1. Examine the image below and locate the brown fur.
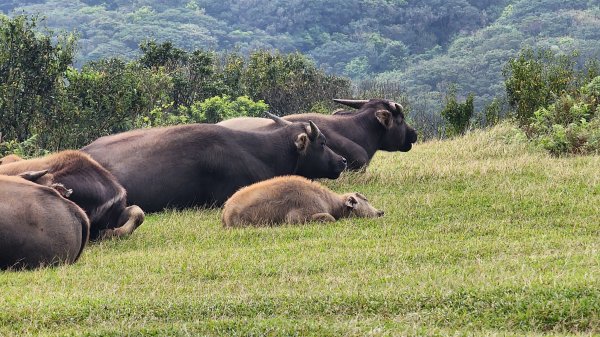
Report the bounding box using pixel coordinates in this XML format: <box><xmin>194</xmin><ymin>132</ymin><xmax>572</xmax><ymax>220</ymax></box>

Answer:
<box><xmin>0</xmin><ymin>175</ymin><xmax>90</xmax><ymax>269</ymax></box>
<box><xmin>222</xmin><ymin>175</ymin><xmax>383</xmax><ymax>227</ymax></box>
<box><xmin>0</xmin><ymin>154</ymin><xmax>23</xmax><ymax>165</ymax></box>
<box><xmin>0</xmin><ymin>150</ymin><xmax>144</xmax><ymax>240</ymax></box>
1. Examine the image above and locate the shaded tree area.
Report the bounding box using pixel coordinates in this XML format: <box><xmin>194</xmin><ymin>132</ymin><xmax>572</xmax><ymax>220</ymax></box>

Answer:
<box><xmin>0</xmin><ymin>16</ymin><xmax>350</xmax><ymax>154</ymax></box>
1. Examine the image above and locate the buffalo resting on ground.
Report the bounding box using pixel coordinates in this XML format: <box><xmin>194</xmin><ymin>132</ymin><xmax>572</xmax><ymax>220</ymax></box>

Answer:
<box><xmin>82</xmin><ymin>118</ymin><xmax>347</xmax><ymax>212</ymax></box>
<box><xmin>0</xmin><ymin>151</ymin><xmax>144</xmax><ymax>240</ymax></box>
<box><xmin>0</xmin><ymin>174</ymin><xmax>90</xmax><ymax>269</ymax></box>
<box><xmin>222</xmin><ymin>175</ymin><xmax>384</xmax><ymax>227</ymax></box>
<box><xmin>217</xmin><ymin>98</ymin><xmax>418</xmax><ymax>170</ymax></box>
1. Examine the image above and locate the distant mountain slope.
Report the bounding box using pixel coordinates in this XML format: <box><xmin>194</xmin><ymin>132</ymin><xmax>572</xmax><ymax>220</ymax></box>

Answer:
<box><xmin>2</xmin><ymin>0</ymin><xmax>599</xmax><ymax>110</ymax></box>
<box><xmin>2</xmin><ymin>0</ymin><xmax>507</xmax><ymax>71</ymax></box>
<box><xmin>378</xmin><ymin>0</ymin><xmax>600</xmax><ymax>109</ymax></box>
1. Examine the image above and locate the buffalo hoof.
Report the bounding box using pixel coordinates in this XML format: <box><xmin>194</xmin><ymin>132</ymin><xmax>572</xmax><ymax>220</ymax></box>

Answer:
<box><xmin>99</xmin><ymin>205</ymin><xmax>145</xmax><ymax>240</ymax></box>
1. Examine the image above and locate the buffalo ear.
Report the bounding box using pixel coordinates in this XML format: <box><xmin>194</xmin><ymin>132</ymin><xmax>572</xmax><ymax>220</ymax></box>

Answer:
<box><xmin>295</xmin><ymin>133</ymin><xmax>309</xmax><ymax>152</ymax></box>
<box><xmin>19</xmin><ymin>170</ymin><xmax>49</xmax><ymax>182</ymax></box>
<box><xmin>375</xmin><ymin>110</ymin><xmax>393</xmax><ymax>129</ymax></box>
<box><xmin>51</xmin><ymin>183</ymin><xmax>73</xmax><ymax>198</ymax></box>
<box><xmin>344</xmin><ymin>195</ymin><xmax>359</xmax><ymax>209</ymax></box>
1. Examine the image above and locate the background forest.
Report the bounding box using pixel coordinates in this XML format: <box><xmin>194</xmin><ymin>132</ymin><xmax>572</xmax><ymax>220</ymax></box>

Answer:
<box><xmin>3</xmin><ymin>0</ymin><xmax>599</xmax><ymax>108</ymax></box>
<box><xmin>1</xmin><ymin>0</ymin><xmax>599</xmax><ymax>154</ymax></box>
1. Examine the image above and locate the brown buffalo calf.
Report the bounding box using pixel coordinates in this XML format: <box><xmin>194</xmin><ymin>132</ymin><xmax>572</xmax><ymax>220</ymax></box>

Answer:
<box><xmin>222</xmin><ymin>175</ymin><xmax>384</xmax><ymax>227</ymax></box>
<box><xmin>0</xmin><ymin>150</ymin><xmax>144</xmax><ymax>240</ymax></box>
<box><xmin>0</xmin><ymin>175</ymin><xmax>90</xmax><ymax>269</ymax></box>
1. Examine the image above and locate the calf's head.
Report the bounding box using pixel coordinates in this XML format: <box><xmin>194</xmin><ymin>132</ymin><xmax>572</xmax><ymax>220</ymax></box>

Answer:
<box><xmin>343</xmin><ymin>192</ymin><xmax>384</xmax><ymax>218</ymax></box>
<box><xmin>268</xmin><ymin>113</ymin><xmax>346</xmax><ymax>179</ymax></box>
<box><xmin>334</xmin><ymin>98</ymin><xmax>418</xmax><ymax>152</ymax></box>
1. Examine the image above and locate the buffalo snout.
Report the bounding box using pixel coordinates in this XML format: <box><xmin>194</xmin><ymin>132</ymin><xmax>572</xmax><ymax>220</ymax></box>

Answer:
<box><xmin>331</xmin><ymin>154</ymin><xmax>347</xmax><ymax>178</ymax></box>
<box><xmin>399</xmin><ymin>128</ymin><xmax>418</xmax><ymax>152</ymax></box>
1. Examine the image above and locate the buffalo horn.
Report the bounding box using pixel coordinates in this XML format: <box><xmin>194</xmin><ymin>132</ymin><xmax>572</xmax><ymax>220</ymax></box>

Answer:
<box><xmin>393</xmin><ymin>102</ymin><xmax>404</xmax><ymax>115</ymax></box>
<box><xmin>308</xmin><ymin>120</ymin><xmax>320</xmax><ymax>140</ymax></box>
<box><xmin>265</xmin><ymin>111</ymin><xmax>292</xmax><ymax>126</ymax></box>
<box><xmin>333</xmin><ymin>98</ymin><xmax>369</xmax><ymax>109</ymax></box>
<box><xmin>19</xmin><ymin>169</ymin><xmax>49</xmax><ymax>182</ymax></box>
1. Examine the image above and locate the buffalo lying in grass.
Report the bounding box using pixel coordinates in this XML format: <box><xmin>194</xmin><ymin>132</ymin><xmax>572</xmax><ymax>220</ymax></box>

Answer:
<box><xmin>218</xmin><ymin>99</ymin><xmax>417</xmax><ymax>170</ymax></box>
<box><xmin>0</xmin><ymin>151</ymin><xmax>144</xmax><ymax>240</ymax></box>
<box><xmin>0</xmin><ymin>174</ymin><xmax>89</xmax><ymax>269</ymax></box>
<box><xmin>82</xmin><ymin>119</ymin><xmax>346</xmax><ymax>212</ymax></box>
<box><xmin>222</xmin><ymin>175</ymin><xmax>384</xmax><ymax>227</ymax></box>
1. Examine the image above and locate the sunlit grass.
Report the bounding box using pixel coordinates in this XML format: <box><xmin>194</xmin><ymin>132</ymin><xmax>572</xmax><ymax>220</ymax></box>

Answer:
<box><xmin>1</xmin><ymin>123</ymin><xmax>598</xmax><ymax>336</ymax></box>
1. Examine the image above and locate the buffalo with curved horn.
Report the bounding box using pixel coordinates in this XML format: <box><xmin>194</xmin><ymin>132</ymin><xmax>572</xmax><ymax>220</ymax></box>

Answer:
<box><xmin>218</xmin><ymin>98</ymin><xmax>417</xmax><ymax>170</ymax></box>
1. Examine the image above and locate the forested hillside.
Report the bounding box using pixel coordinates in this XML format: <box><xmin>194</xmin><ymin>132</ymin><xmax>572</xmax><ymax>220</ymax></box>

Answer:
<box><xmin>3</xmin><ymin>0</ymin><xmax>598</xmax><ymax>111</ymax></box>
<box><xmin>1</xmin><ymin>0</ymin><xmax>508</xmax><ymax>71</ymax></box>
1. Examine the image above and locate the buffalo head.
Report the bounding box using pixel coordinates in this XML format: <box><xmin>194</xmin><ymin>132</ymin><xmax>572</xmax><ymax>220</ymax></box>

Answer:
<box><xmin>333</xmin><ymin>98</ymin><xmax>418</xmax><ymax>152</ymax></box>
<box><xmin>266</xmin><ymin>113</ymin><xmax>347</xmax><ymax>179</ymax></box>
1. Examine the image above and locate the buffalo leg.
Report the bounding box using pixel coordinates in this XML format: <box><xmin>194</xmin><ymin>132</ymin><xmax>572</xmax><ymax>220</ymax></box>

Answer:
<box><xmin>310</xmin><ymin>213</ymin><xmax>336</xmax><ymax>222</ymax></box>
<box><xmin>99</xmin><ymin>205</ymin><xmax>145</xmax><ymax>239</ymax></box>
<box><xmin>285</xmin><ymin>209</ymin><xmax>306</xmax><ymax>224</ymax></box>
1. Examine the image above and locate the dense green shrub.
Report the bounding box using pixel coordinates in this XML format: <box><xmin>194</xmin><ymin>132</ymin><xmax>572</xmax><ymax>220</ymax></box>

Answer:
<box><xmin>0</xmin><ymin>15</ymin><xmax>75</xmax><ymax>149</ymax></box>
<box><xmin>529</xmin><ymin>76</ymin><xmax>600</xmax><ymax>155</ymax></box>
<box><xmin>135</xmin><ymin>95</ymin><xmax>269</xmax><ymax>127</ymax></box>
<box><xmin>502</xmin><ymin>46</ymin><xmax>600</xmax><ymax>156</ymax></box>
<box><xmin>503</xmin><ymin>48</ymin><xmax>579</xmax><ymax>127</ymax></box>
<box><xmin>242</xmin><ymin>50</ymin><xmax>351</xmax><ymax>116</ymax></box>
<box><xmin>196</xmin><ymin>95</ymin><xmax>269</xmax><ymax>123</ymax></box>
<box><xmin>0</xmin><ymin>134</ymin><xmax>48</xmax><ymax>158</ymax></box>
<box><xmin>481</xmin><ymin>97</ymin><xmax>505</xmax><ymax>127</ymax></box>
<box><xmin>440</xmin><ymin>88</ymin><xmax>474</xmax><ymax>137</ymax></box>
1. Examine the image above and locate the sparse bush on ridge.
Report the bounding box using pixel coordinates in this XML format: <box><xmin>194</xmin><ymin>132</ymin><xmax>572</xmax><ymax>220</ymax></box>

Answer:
<box><xmin>440</xmin><ymin>87</ymin><xmax>475</xmax><ymax>137</ymax></box>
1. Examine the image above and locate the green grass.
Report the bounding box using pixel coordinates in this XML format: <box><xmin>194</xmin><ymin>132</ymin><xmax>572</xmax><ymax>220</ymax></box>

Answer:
<box><xmin>1</xmin><ymin>124</ymin><xmax>599</xmax><ymax>336</ymax></box>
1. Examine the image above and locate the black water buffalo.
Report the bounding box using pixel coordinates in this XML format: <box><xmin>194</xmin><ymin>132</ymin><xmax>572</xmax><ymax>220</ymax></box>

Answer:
<box><xmin>0</xmin><ymin>151</ymin><xmax>144</xmax><ymax>240</ymax></box>
<box><xmin>218</xmin><ymin>98</ymin><xmax>418</xmax><ymax>170</ymax></box>
<box><xmin>82</xmin><ymin>119</ymin><xmax>347</xmax><ymax>212</ymax></box>
<box><xmin>0</xmin><ymin>174</ymin><xmax>90</xmax><ymax>269</ymax></box>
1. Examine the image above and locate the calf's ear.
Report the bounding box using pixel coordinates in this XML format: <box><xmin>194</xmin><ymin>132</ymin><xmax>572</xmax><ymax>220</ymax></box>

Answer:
<box><xmin>375</xmin><ymin>110</ymin><xmax>394</xmax><ymax>129</ymax></box>
<box><xmin>19</xmin><ymin>169</ymin><xmax>49</xmax><ymax>182</ymax></box>
<box><xmin>344</xmin><ymin>195</ymin><xmax>359</xmax><ymax>209</ymax></box>
<box><xmin>295</xmin><ymin>133</ymin><xmax>309</xmax><ymax>152</ymax></box>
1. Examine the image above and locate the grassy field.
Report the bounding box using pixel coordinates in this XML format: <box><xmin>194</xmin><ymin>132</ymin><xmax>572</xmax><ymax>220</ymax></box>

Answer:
<box><xmin>1</xmin><ymin>124</ymin><xmax>598</xmax><ymax>336</ymax></box>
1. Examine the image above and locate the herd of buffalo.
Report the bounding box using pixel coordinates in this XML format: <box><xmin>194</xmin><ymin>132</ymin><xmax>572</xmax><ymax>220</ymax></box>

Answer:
<box><xmin>0</xmin><ymin>98</ymin><xmax>417</xmax><ymax>269</ymax></box>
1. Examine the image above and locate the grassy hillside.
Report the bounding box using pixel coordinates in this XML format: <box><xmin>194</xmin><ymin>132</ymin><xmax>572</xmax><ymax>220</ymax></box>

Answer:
<box><xmin>1</xmin><ymin>124</ymin><xmax>599</xmax><ymax>336</ymax></box>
